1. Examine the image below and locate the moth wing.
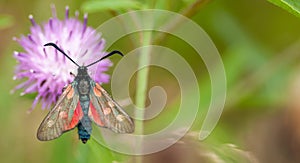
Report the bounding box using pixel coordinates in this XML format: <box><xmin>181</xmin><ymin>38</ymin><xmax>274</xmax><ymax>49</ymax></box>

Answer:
<box><xmin>89</xmin><ymin>83</ymin><xmax>134</xmax><ymax>133</ymax></box>
<box><xmin>37</xmin><ymin>84</ymin><xmax>83</xmax><ymax>141</ymax></box>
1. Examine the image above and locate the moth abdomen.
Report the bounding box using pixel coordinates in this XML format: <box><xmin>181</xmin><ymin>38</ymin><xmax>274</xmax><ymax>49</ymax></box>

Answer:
<box><xmin>77</xmin><ymin>122</ymin><xmax>91</xmax><ymax>144</ymax></box>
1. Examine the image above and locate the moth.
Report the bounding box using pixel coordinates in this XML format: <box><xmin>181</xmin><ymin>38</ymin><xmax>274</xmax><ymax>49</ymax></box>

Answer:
<box><xmin>37</xmin><ymin>43</ymin><xmax>134</xmax><ymax>144</ymax></box>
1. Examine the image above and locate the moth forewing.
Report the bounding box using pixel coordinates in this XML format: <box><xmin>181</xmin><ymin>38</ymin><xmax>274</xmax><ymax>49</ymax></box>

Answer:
<box><xmin>91</xmin><ymin>83</ymin><xmax>134</xmax><ymax>133</ymax></box>
<box><xmin>110</xmin><ymin>100</ymin><xmax>134</xmax><ymax>133</ymax></box>
<box><xmin>37</xmin><ymin>84</ymin><xmax>80</xmax><ymax>141</ymax></box>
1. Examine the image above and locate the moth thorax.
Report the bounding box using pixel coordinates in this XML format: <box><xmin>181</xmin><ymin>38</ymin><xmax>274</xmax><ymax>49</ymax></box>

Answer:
<box><xmin>78</xmin><ymin>79</ymin><xmax>90</xmax><ymax>95</ymax></box>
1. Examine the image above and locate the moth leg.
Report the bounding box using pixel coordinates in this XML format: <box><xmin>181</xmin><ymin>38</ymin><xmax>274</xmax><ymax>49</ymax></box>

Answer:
<box><xmin>62</xmin><ymin>85</ymin><xmax>68</xmax><ymax>92</ymax></box>
<box><xmin>70</xmin><ymin>72</ymin><xmax>76</xmax><ymax>78</ymax></box>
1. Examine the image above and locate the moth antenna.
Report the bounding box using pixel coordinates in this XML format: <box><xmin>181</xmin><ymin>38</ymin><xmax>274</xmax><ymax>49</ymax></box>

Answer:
<box><xmin>44</xmin><ymin>42</ymin><xmax>80</xmax><ymax>67</ymax></box>
<box><xmin>86</xmin><ymin>50</ymin><xmax>123</xmax><ymax>68</ymax></box>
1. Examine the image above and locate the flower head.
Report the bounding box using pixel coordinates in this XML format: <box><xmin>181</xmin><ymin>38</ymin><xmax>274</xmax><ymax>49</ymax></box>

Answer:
<box><xmin>13</xmin><ymin>5</ymin><xmax>112</xmax><ymax>110</ymax></box>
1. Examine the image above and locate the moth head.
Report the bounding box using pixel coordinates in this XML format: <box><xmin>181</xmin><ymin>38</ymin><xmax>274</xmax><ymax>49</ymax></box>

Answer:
<box><xmin>77</xmin><ymin>66</ymin><xmax>88</xmax><ymax>75</ymax></box>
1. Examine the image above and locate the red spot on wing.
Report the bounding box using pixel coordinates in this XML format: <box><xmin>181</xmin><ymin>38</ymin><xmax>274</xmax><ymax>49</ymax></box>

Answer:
<box><xmin>93</xmin><ymin>85</ymin><xmax>102</xmax><ymax>97</ymax></box>
<box><xmin>95</xmin><ymin>83</ymin><xmax>102</xmax><ymax>90</ymax></box>
<box><xmin>89</xmin><ymin>102</ymin><xmax>104</xmax><ymax>126</ymax></box>
<box><xmin>67</xmin><ymin>101</ymin><xmax>83</xmax><ymax>130</ymax></box>
<box><xmin>67</xmin><ymin>86</ymin><xmax>74</xmax><ymax>99</ymax></box>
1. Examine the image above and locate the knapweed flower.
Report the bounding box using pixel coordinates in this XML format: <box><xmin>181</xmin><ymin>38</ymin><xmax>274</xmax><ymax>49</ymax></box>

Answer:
<box><xmin>13</xmin><ymin>5</ymin><xmax>112</xmax><ymax>110</ymax></box>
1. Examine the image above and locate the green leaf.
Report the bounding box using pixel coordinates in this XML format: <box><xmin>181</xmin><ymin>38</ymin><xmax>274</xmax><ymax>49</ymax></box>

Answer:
<box><xmin>268</xmin><ymin>0</ymin><xmax>300</xmax><ymax>18</ymax></box>
<box><xmin>0</xmin><ymin>14</ymin><xmax>14</xmax><ymax>30</ymax></box>
<box><xmin>81</xmin><ymin>0</ymin><xmax>142</xmax><ymax>13</ymax></box>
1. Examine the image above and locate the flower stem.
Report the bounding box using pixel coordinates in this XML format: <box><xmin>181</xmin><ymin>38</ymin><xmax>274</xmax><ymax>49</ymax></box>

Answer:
<box><xmin>134</xmin><ymin>31</ymin><xmax>152</xmax><ymax>162</ymax></box>
<box><xmin>132</xmin><ymin>1</ymin><xmax>210</xmax><ymax>161</ymax></box>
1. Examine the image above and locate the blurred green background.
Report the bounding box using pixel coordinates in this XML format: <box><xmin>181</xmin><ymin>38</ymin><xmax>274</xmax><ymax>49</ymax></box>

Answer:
<box><xmin>1</xmin><ymin>0</ymin><xmax>300</xmax><ymax>162</ymax></box>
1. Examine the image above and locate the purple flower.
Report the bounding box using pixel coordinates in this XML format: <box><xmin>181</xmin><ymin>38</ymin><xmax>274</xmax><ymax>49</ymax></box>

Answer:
<box><xmin>13</xmin><ymin>5</ymin><xmax>112</xmax><ymax>111</ymax></box>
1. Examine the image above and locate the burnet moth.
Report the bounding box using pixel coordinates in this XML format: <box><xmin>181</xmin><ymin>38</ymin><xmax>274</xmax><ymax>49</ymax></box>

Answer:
<box><xmin>37</xmin><ymin>43</ymin><xmax>134</xmax><ymax>144</ymax></box>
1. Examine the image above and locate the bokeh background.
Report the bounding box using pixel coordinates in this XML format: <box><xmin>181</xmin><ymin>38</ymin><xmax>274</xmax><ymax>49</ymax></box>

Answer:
<box><xmin>1</xmin><ymin>0</ymin><xmax>300</xmax><ymax>163</ymax></box>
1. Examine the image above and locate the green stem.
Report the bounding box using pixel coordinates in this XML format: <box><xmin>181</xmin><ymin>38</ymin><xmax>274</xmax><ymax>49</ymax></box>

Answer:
<box><xmin>132</xmin><ymin>1</ymin><xmax>210</xmax><ymax>162</ymax></box>
<box><xmin>134</xmin><ymin>31</ymin><xmax>152</xmax><ymax>163</ymax></box>
<box><xmin>135</xmin><ymin>39</ymin><xmax>151</xmax><ymax>120</ymax></box>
